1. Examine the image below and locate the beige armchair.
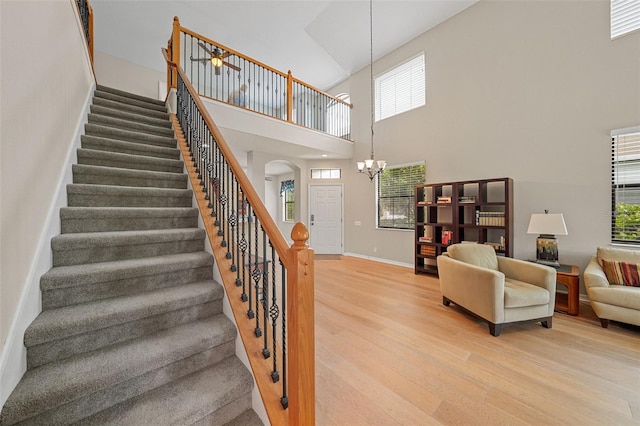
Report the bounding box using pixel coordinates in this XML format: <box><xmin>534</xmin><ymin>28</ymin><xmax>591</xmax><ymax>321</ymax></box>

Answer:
<box><xmin>437</xmin><ymin>243</ymin><xmax>557</xmax><ymax>336</ymax></box>
<box><xmin>583</xmin><ymin>246</ymin><xmax>640</xmax><ymax>328</ymax></box>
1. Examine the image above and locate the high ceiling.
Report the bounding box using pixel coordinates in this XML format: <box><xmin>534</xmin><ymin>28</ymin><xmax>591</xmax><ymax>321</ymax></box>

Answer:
<box><xmin>92</xmin><ymin>0</ymin><xmax>478</xmax><ymax>91</ymax></box>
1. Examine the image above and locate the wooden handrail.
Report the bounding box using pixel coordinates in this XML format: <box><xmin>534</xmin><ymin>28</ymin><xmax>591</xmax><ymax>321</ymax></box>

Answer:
<box><xmin>88</xmin><ymin>4</ymin><xmax>94</xmax><ymax>65</ymax></box>
<box><xmin>163</xmin><ymin>46</ymin><xmax>315</xmax><ymax>425</ymax></box>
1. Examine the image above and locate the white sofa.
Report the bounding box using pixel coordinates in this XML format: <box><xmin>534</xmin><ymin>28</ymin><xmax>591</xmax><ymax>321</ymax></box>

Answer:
<box><xmin>583</xmin><ymin>246</ymin><xmax>640</xmax><ymax>328</ymax></box>
<box><xmin>437</xmin><ymin>243</ymin><xmax>557</xmax><ymax>336</ymax></box>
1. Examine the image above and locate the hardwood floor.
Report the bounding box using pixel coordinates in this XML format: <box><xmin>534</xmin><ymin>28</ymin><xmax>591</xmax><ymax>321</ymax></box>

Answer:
<box><xmin>314</xmin><ymin>256</ymin><xmax>640</xmax><ymax>426</ymax></box>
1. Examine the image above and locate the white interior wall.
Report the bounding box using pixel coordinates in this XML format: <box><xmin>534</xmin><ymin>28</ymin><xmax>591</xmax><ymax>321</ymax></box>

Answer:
<box><xmin>341</xmin><ymin>0</ymin><xmax>640</xmax><ymax>292</ymax></box>
<box><xmin>94</xmin><ymin>51</ymin><xmax>166</xmax><ymax>99</ymax></box>
<box><xmin>0</xmin><ymin>0</ymin><xmax>95</xmax><ymax>404</ymax></box>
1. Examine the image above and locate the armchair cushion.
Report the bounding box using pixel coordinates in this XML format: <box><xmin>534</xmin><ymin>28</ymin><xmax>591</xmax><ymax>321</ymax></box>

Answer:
<box><xmin>447</xmin><ymin>243</ymin><xmax>498</xmax><ymax>271</ymax></box>
<box><xmin>600</xmin><ymin>259</ymin><xmax>640</xmax><ymax>287</ymax></box>
<box><xmin>504</xmin><ymin>278</ymin><xmax>551</xmax><ymax>308</ymax></box>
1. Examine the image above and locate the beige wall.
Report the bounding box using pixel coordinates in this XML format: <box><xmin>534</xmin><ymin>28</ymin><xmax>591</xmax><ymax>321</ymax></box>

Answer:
<box><xmin>0</xmin><ymin>0</ymin><xmax>94</xmax><ymax>399</ymax></box>
<box><xmin>342</xmin><ymin>0</ymin><xmax>640</xmax><ymax>281</ymax></box>
<box><xmin>95</xmin><ymin>51</ymin><xmax>166</xmax><ymax>99</ymax></box>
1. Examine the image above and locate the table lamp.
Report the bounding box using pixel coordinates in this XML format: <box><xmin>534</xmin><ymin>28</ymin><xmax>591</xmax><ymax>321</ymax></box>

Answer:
<box><xmin>527</xmin><ymin>210</ymin><xmax>568</xmax><ymax>268</ymax></box>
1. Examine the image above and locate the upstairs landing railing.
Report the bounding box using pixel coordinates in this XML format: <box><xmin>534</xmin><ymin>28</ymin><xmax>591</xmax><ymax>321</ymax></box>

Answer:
<box><xmin>167</xmin><ymin>16</ymin><xmax>352</xmax><ymax>140</ymax></box>
<box><xmin>75</xmin><ymin>0</ymin><xmax>94</xmax><ymax>66</ymax></box>
<box><xmin>163</xmin><ymin>47</ymin><xmax>315</xmax><ymax>426</ymax></box>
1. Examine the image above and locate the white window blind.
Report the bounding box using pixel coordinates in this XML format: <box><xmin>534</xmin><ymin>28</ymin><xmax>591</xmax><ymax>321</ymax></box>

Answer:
<box><xmin>377</xmin><ymin>162</ymin><xmax>426</xmax><ymax>229</ymax></box>
<box><xmin>611</xmin><ymin>129</ymin><xmax>640</xmax><ymax>243</ymax></box>
<box><xmin>375</xmin><ymin>54</ymin><xmax>425</xmax><ymax>122</ymax></box>
<box><xmin>611</xmin><ymin>0</ymin><xmax>640</xmax><ymax>39</ymax></box>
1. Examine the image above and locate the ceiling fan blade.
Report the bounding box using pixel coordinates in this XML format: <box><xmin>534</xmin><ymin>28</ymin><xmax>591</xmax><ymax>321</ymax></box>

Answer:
<box><xmin>190</xmin><ymin>57</ymin><xmax>209</xmax><ymax>63</ymax></box>
<box><xmin>221</xmin><ymin>51</ymin><xmax>232</xmax><ymax>59</ymax></box>
<box><xmin>224</xmin><ymin>61</ymin><xmax>241</xmax><ymax>72</ymax></box>
<box><xmin>198</xmin><ymin>42</ymin><xmax>215</xmax><ymax>56</ymax></box>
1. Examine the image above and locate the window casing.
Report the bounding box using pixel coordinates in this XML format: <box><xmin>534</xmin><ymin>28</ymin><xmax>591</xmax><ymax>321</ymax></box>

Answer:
<box><xmin>375</xmin><ymin>54</ymin><xmax>425</xmax><ymax>122</ymax></box>
<box><xmin>611</xmin><ymin>128</ymin><xmax>640</xmax><ymax>243</ymax></box>
<box><xmin>611</xmin><ymin>0</ymin><xmax>640</xmax><ymax>39</ymax></box>
<box><xmin>377</xmin><ymin>162</ymin><xmax>426</xmax><ymax>230</ymax></box>
<box><xmin>311</xmin><ymin>168</ymin><xmax>341</xmax><ymax>179</ymax></box>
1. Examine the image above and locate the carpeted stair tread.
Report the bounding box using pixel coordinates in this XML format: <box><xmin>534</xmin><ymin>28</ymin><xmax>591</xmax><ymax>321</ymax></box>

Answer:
<box><xmin>96</xmin><ymin>84</ymin><xmax>166</xmax><ymax>107</ymax></box>
<box><xmin>25</xmin><ymin>280</ymin><xmax>222</xmax><ymax>347</ymax></box>
<box><xmin>90</xmin><ymin>104</ymin><xmax>172</xmax><ymax>129</ymax></box>
<box><xmin>67</xmin><ymin>183</ymin><xmax>192</xmax><ymax>208</ymax></box>
<box><xmin>40</xmin><ymin>252</ymin><xmax>214</xmax><ymax>309</ymax></box>
<box><xmin>94</xmin><ymin>90</ymin><xmax>167</xmax><ymax>112</ymax></box>
<box><xmin>92</xmin><ymin>96</ymin><xmax>170</xmax><ymax>120</ymax></box>
<box><xmin>223</xmin><ymin>409</ymin><xmax>265</xmax><ymax>426</ymax></box>
<box><xmin>52</xmin><ymin>228</ymin><xmax>206</xmax><ymax>266</ymax></box>
<box><xmin>77</xmin><ymin>148</ymin><xmax>184</xmax><ymax>173</ymax></box>
<box><xmin>0</xmin><ymin>316</ymin><xmax>237</xmax><ymax>425</ymax></box>
<box><xmin>77</xmin><ymin>357</ymin><xmax>254</xmax><ymax>426</ymax></box>
<box><xmin>88</xmin><ymin>113</ymin><xmax>175</xmax><ymax>138</ymax></box>
<box><xmin>60</xmin><ymin>207</ymin><xmax>198</xmax><ymax>233</ymax></box>
<box><xmin>85</xmin><ymin>123</ymin><xmax>176</xmax><ymax>148</ymax></box>
<box><xmin>81</xmin><ymin>134</ymin><xmax>180</xmax><ymax>160</ymax></box>
<box><xmin>72</xmin><ymin>164</ymin><xmax>187</xmax><ymax>189</ymax></box>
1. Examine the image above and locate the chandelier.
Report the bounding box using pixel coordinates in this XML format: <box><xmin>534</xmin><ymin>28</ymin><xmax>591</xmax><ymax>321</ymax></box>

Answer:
<box><xmin>357</xmin><ymin>0</ymin><xmax>386</xmax><ymax>181</ymax></box>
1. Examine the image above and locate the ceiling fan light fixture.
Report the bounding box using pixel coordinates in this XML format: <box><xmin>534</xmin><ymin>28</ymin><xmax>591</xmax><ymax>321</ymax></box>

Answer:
<box><xmin>211</xmin><ymin>47</ymin><xmax>223</xmax><ymax>68</ymax></box>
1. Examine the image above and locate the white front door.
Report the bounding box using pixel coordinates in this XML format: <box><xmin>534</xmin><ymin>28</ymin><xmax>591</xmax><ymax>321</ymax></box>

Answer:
<box><xmin>309</xmin><ymin>184</ymin><xmax>343</xmax><ymax>254</ymax></box>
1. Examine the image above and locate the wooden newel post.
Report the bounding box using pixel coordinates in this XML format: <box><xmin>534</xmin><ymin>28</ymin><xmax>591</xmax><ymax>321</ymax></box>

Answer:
<box><xmin>287</xmin><ymin>222</ymin><xmax>315</xmax><ymax>425</ymax></box>
<box><xmin>171</xmin><ymin>16</ymin><xmax>181</xmax><ymax>90</ymax></box>
<box><xmin>286</xmin><ymin>70</ymin><xmax>293</xmax><ymax>123</ymax></box>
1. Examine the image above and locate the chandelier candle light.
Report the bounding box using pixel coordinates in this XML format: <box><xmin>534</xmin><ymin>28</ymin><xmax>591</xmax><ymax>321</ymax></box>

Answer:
<box><xmin>357</xmin><ymin>0</ymin><xmax>386</xmax><ymax>181</ymax></box>
<box><xmin>527</xmin><ymin>210</ymin><xmax>568</xmax><ymax>268</ymax></box>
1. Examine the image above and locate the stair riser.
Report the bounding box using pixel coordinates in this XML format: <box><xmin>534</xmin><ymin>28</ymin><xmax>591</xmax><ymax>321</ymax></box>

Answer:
<box><xmin>88</xmin><ymin>114</ymin><xmax>175</xmax><ymax>138</ymax></box>
<box><xmin>192</xmin><ymin>394</ymin><xmax>253</xmax><ymax>426</ymax></box>
<box><xmin>85</xmin><ymin>124</ymin><xmax>177</xmax><ymax>149</ymax></box>
<box><xmin>67</xmin><ymin>192</ymin><xmax>192</xmax><ymax>208</ymax></box>
<box><xmin>28</xmin><ymin>300</ymin><xmax>222</xmax><ymax>368</ymax></box>
<box><xmin>53</xmin><ymin>236</ymin><xmax>205</xmax><ymax>267</ymax></box>
<box><xmin>96</xmin><ymin>85</ymin><xmax>166</xmax><ymax>107</ymax></box>
<box><xmin>72</xmin><ymin>169</ymin><xmax>187</xmax><ymax>190</ymax></box>
<box><xmin>92</xmin><ymin>97</ymin><xmax>169</xmax><ymax>120</ymax></box>
<box><xmin>94</xmin><ymin>91</ymin><xmax>167</xmax><ymax>113</ymax></box>
<box><xmin>90</xmin><ymin>105</ymin><xmax>172</xmax><ymax>129</ymax></box>
<box><xmin>81</xmin><ymin>136</ymin><xmax>180</xmax><ymax>160</ymax></box>
<box><xmin>19</xmin><ymin>343</ymin><xmax>236</xmax><ymax>426</ymax></box>
<box><xmin>77</xmin><ymin>152</ymin><xmax>184</xmax><ymax>174</ymax></box>
<box><xmin>42</xmin><ymin>265</ymin><xmax>213</xmax><ymax>309</ymax></box>
<box><xmin>61</xmin><ymin>213</ymin><xmax>198</xmax><ymax>233</ymax></box>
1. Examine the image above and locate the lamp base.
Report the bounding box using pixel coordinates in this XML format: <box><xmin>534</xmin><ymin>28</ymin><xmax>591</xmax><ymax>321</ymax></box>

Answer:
<box><xmin>536</xmin><ymin>235</ymin><xmax>559</xmax><ymax>267</ymax></box>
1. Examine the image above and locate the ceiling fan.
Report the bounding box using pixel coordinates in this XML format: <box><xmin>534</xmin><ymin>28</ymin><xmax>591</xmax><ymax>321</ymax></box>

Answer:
<box><xmin>190</xmin><ymin>42</ymin><xmax>241</xmax><ymax>75</ymax></box>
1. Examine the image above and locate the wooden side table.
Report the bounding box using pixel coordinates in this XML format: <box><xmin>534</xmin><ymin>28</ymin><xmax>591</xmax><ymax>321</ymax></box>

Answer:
<box><xmin>555</xmin><ymin>264</ymin><xmax>580</xmax><ymax>315</ymax></box>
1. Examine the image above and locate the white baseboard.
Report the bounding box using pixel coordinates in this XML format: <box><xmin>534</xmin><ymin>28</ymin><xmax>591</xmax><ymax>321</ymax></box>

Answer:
<box><xmin>342</xmin><ymin>252</ymin><xmax>414</xmax><ymax>269</ymax></box>
<box><xmin>0</xmin><ymin>84</ymin><xmax>95</xmax><ymax>407</ymax></box>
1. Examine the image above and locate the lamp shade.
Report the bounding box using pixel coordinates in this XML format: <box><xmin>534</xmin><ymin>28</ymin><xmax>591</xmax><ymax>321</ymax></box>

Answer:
<box><xmin>527</xmin><ymin>213</ymin><xmax>568</xmax><ymax>236</ymax></box>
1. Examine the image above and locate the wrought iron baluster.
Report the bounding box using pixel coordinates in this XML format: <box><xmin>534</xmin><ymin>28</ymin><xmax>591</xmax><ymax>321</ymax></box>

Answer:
<box><xmin>269</xmin><ymin>243</ymin><xmax>279</xmax><ymax>382</ymax></box>
<box><xmin>261</xmin><ymin>226</ymin><xmax>270</xmax><ymax>359</ymax></box>
<box><xmin>219</xmin><ymin>157</ymin><xmax>227</xmax><ymax>246</ymax></box>
<box><xmin>228</xmin><ymin>175</ymin><xmax>236</xmax><ymax>264</ymax></box>
<box><xmin>252</xmin><ymin>210</ymin><xmax>261</xmax><ymax>335</ymax></box>
<box><xmin>246</xmin><ymin>203</ymin><xmax>254</xmax><ymax>314</ymax></box>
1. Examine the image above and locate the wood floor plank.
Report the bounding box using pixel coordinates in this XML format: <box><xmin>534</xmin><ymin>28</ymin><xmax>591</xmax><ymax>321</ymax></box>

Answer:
<box><xmin>314</xmin><ymin>256</ymin><xmax>640</xmax><ymax>425</ymax></box>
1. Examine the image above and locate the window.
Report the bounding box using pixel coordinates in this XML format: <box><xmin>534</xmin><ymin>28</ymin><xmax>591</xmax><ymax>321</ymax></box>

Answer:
<box><xmin>281</xmin><ymin>179</ymin><xmax>295</xmax><ymax>222</ymax></box>
<box><xmin>611</xmin><ymin>0</ymin><xmax>640</xmax><ymax>39</ymax></box>
<box><xmin>377</xmin><ymin>162</ymin><xmax>426</xmax><ymax>230</ymax></box>
<box><xmin>375</xmin><ymin>54</ymin><xmax>425</xmax><ymax>122</ymax></box>
<box><xmin>311</xmin><ymin>168</ymin><xmax>341</xmax><ymax>179</ymax></box>
<box><xmin>611</xmin><ymin>128</ymin><xmax>640</xmax><ymax>243</ymax></box>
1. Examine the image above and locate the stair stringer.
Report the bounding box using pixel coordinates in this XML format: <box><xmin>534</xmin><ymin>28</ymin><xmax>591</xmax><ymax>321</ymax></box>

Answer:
<box><xmin>0</xmin><ymin>83</ymin><xmax>96</xmax><ymax>408</ymax></box>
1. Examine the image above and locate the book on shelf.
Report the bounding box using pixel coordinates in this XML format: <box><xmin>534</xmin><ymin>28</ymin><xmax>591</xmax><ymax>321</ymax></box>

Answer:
<box><xmin>419</xmin><ymin>236</ymin><xmax>433</xmax><ymax>242</ymax></box>
<box><xmin>476</xmin><ymin>211</ymin><xmax>505</xmax><ymax>226</ymax></box>
<box><xmin>441</xmin><ymin>230</ymin><xmax>453</xmax><ymax>245</ymax></box>
<box><xmin>420</xmin><ymin>245</ymin><xmax>436</xmax><ymax>256</ymax></box>
<box><xmin>436</xmin><ymin>196</ymin><xmax>452</xmax><ymax>204</ymax></box>
<box><xmin>458</xmin><ymin>196</ymin><xmax>476</xmax><ymax>203</ymax></box>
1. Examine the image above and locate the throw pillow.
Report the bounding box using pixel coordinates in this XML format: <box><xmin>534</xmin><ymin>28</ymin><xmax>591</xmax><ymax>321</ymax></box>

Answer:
<box><xmin>599</xmin><ymin>259</ymin><xmax>640</xmax><ymax>287</ymax></box>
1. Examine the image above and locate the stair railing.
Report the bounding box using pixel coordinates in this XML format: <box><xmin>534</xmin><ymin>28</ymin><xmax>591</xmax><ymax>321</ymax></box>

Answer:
<box><xmin>75</xmin><ymin>0</ymin><xmax>94</xmax><ymax>66</ymax></box>
<box><xmin>167</xmin><ymin>16</ymin><xmax>352</xmax><ymax>140</ymax></box>
<box><xmin>163</xmin><ymin>48</ymin><xmax>315</xmax><ymax>426</ymax></box>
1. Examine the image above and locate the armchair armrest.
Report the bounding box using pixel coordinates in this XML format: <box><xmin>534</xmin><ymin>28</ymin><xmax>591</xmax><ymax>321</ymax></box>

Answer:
<box><xmin>497</xmin><ymin>257</ymin><xmax>556</xmax><ymax>293</ymax></box>
<box><xmin>584</xmin><ymin>255</ymin><xmax>610</xmax><ymax>290</ymax></box>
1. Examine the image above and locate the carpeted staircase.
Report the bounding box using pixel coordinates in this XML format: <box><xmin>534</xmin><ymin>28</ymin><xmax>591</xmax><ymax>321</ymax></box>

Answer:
<box><xmin>0</xmin><ymin>86</ymin><xmax>263</xmax><ymax>425</ymax></box>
